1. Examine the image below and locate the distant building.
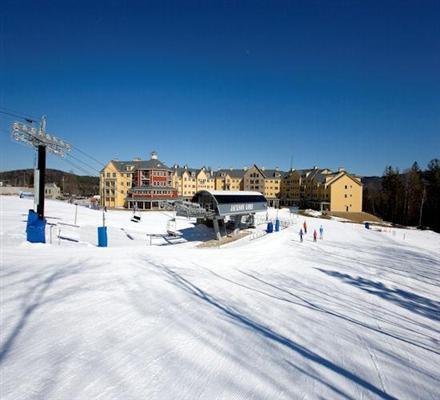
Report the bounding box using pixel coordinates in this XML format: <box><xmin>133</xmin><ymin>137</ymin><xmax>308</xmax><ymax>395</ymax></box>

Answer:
<box><xmin>0</xmin><ymin>186</ymin><xmax>31</xmax><ymax>196</ymax></box>
<box><xmin>172</xmin><ymin>166</ymin><xmax>216</xmax><ymax>199</ymax></box>
<box><xmin>100</xmin><ymin>151</ymin><xmax>177</xmax><ymax>210</ymax></box>
<box><xmin>44</xmin><ymin>183</ymin><xmax>61</xmax><ymax>199</ymax></box>
<box><xmin>99</xmin><ymin>152</ymin><xmax>363</xmax><ymax>212</ymax></box>
<box><xmin>214</xmin><ymin>168</ymin><xmax>245</xmax><ymax>192</ymax></box>
<box><xmin>280</xmin><ymin>167</ymin><xmax>363</xmax><ymax>212</ymax></box>
<box><xmin>242</xmin><ymin>165</ymin><xmax>285</xmax><ymax>207</ymax></box>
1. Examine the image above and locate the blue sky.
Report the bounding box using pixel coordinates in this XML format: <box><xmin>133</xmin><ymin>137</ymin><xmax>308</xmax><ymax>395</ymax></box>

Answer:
<box><xmin>0</xmin><ymin>0</ymin><xmax>439</xmax><ymax>176</ymax></box>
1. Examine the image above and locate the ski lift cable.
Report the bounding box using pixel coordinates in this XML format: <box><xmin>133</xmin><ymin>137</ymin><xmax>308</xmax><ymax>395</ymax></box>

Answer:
<box><xmin>0</xmin><ymin>108</ymin><xmax>38</xmax><ymax>122</ymax></box>
<box><xmin>66</xmin><ymin>152</ymin><xmax>101</xmax><ymax>174</ymax></box>
<box><xmin>70</xmin><ymin>145</ymin><xmax>106</xmax><ymax>168</ymax></box>
<box><xmin>0</xmin><ymin>107</ymin><xmax>105</xmax><ymax>168</ymax></box>
<box><xmin>60</xmin><ymin>156</ymin><xmax>95</xmax><ymax>176</ymax></box>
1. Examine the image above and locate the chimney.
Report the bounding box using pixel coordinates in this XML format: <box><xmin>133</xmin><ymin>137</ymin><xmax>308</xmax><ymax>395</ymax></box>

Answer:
<box><xmin>151</xmin><ymin>151</ymin><xmax>158</xmax><ymax>160</ymax></box>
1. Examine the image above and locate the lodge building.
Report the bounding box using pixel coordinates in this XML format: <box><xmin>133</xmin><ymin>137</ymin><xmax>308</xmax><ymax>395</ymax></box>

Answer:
<box><xmin>100</xmin><ymin>152</ymin><xmax>177</xmax><ymax>210</ymax></box>
<box><xmin>100</xmin><ymin>152</ymin><xmax>363</xmax><ymax>212</ymax></box>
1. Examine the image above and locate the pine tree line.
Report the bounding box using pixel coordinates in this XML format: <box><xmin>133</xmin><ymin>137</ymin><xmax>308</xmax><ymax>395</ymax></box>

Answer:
<box><xmin>363</xmin><ymin>159</ymin><xmax>440</xmax><ymax>232</ymax></box>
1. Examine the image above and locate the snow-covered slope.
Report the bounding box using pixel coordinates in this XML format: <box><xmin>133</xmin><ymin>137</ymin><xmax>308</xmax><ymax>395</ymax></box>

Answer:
<box><xmin>1</xmin><ymin>196</ymin><xmax>439</xmax><ymax>399</ymax></box>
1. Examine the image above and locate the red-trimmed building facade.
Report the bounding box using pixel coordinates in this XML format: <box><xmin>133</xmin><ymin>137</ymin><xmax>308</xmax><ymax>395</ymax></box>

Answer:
<box><xmin>126</xmin><ymin>151</ymin><xmax>177</xmax><ymax>210</ymax></box>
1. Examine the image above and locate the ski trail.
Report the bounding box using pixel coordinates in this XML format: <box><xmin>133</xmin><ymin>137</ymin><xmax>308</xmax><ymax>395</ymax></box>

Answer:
<box><xmin>357</xmin><ymin>333</ymin><xmax>387</xmax><ymax>396</ymax></box>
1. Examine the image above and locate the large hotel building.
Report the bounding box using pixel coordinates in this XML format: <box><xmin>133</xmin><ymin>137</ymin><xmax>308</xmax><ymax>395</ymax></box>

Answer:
<box><xmin>100</xmin><ymin>151</ymin><xmax>363</xmax><ymax>212</ymax></box>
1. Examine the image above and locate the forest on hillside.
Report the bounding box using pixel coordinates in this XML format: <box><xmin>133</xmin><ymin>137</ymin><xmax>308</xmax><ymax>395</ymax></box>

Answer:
<box><xmin>0</xmin><ymin>169</ymin><xmax>99</xmax><ymax>196</ymax></box>
<box><xmin>363</xmin><ymin>159</ymin><xmax>440</xmax><ymax>232</ymax></box>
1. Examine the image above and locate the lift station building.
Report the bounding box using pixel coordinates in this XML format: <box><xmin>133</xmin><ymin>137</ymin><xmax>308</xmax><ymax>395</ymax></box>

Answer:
<box><xmin>175</xmin><ymin>190</ymin><xmax>267</xmax><ymax>240</ymax></box>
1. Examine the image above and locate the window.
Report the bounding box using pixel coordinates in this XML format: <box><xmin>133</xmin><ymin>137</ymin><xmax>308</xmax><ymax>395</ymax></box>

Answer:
<box><xmin>113</xmin><ymin>173</ymin><xmax>116</xmax><ymax>178</ymax></box>
<box><xmin>344</xmin><ymin>194</ymin><xmax>347</xmax><ymax>198</ymax></box>
<box><xmin>345</xmin><ymin>185</ymin><xmax>347</xmax><ymax>189</ymax></box>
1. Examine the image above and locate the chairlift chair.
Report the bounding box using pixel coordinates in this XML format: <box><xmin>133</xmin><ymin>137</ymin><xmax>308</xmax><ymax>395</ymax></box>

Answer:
<box><xmin>131</xmin><ymin>206</ymin><xmax>141</xmax><ymax>223</ymax></box>
<box><xmin>166</xmin><ymin>217</ymin><xmax>178</xmax><ymax>236</ymax></box>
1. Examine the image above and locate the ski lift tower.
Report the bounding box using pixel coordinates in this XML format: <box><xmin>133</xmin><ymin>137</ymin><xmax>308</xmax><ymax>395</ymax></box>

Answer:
<box><xmin>11</xmin><ymin>116</ymin><xmax>71</xmax><ymax>241</ymax></box>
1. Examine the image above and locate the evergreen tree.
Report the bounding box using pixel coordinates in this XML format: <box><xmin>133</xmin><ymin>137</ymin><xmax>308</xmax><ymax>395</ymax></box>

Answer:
<box><xmin>424</xmin><ymin>159</ymin><xmax>440</xmax><ymax>231</ymax></box>
<box><xmin>403</xmin><ymin>162</ymin><xmax>423</xmax><ymax>225</ymax></box>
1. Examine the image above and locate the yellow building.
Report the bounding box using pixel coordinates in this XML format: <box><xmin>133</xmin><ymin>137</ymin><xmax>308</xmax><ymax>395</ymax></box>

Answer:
<box><xmin>172</xmin><ymin>166</ymin><xmax>215</xmax><ymax>199</ymax></box>
<box><xmin>101</xmin><ymin>156</ymin><xmax>363</xmax><ymax>213</ymax></box>
<box><xmin>280</xmin><ymin>167</ymin><xmax>363</xmax><ymax>212</ymax></box>
<box><xmin>214</xmin><ymin>169</ymin><xmax>245</xmax><ymax>191</ymax></box>
<box><xmin>100</xmin><ymin>160</ymin><xmax>135</xmax><ymax>208</ymax></box>
<box><xmin>323</xmin><ymin>170</ymin><xmax>362</xmax><ymax>212</ymax></box>
<box><xmin>242</xmin><ymin>165</ymin><xmax>284</xmax><ymax>207</ymax></box>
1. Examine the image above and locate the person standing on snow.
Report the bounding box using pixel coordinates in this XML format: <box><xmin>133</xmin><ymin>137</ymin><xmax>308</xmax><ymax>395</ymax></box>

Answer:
<box><xmin>319</xmin><ymin>225</ymin><xmax>324</xmax><ymax>240</ymax></box>
<box><xmin>303</xmin><ymin>221</ymin><xmax>307</xmax><ymax>234</ymax></box>
<box><xmin>299</xmin><ymin>228</ymin><xmax>304</xmax><ymax>243</ymax></box>
<box><xmin>313</xmin><ymin>229</ymin><xmax>317</xmax><ymax>242</ymax></box>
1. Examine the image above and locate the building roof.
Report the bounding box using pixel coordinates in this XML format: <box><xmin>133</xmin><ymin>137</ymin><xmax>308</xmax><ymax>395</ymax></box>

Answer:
<box><xmin>111</xmin><ymin>158</ymin><xmax>171</xmax><ymax>172</ymax></box>
<box><xmin>324</xmin><ymin>171</ymin><xmax>363</xmax><ymax>187</ymax></box>
<box><xmin>214</xmin><ymin>169</ymin><xmax>246</xmax><ymax>179</ymax></box>
<box><xmin>173</xmin><ymin>166</ymin><xmax>215</xmax><ymax>177</ymax></box>
<box><xmin>261</xmin><ymin>169</ymin><xmax>287</xmax><ymax>179</ymax></box>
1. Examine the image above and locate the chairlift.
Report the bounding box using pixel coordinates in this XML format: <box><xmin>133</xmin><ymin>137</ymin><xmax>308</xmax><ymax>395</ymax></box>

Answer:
<box><xmin>131</xmin><ymin>206</ymin><xmax>141</xmax><ymax>223</ymax></box>
<box><xmin>166</xmin><ymin>217</ymin><xmax>179</xmax><ymax>236</ymax></box>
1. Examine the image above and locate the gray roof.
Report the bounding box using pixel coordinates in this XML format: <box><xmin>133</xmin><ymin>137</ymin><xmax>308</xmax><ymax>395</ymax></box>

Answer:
<box><xmin>173</xmin><ymin>166</ymin><xmax>198</xmax><ymax>175</ymax></box>
<box><xmin>261</xmin><ymin>169</ymin><xmax>287</xmax><ymax>179</ymax></box>
<box><xmin>214</xmin><ymin>169</ymin><xmax>246</xmax><ymax>179</ymax></box>
<box><xmin>112</xmin><ymin>158</ymin><xmax>171</xmax><ymax>171</ymax></box>
<box><xmin>173</xmin><ymin>166</ymin><xmax>215</xmax><ymax>177</ymax></box>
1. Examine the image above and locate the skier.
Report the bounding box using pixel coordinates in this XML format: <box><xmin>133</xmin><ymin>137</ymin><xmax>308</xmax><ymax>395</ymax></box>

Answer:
<box><xmin>303</xmin><ymin>221</ymin><xmax>307</xmax><ymax>234</ymax></box>
<box><xmin>299</xmin><ymin>228</ymin><xmax>304</xmax><ymax>243</ymax></box>
<box><xmin>319</xmin><ymin>225</ymin><xmax>324</xmax><ymax>240</ymax></box>
<box><xmin>313</xmin><ymin>229</ymin><xmax>317</xmax><ymax>242</ymax></box>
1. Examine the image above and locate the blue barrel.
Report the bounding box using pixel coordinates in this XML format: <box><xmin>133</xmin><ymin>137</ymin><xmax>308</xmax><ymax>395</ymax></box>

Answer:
<box><xmin>26</xmin><ymin>209</ymin><xmax>39</xmax><ymax>229</ymax></box>
<box><xmin>267</xmin><ymin>222</ymin><xmax>273</xmax><ymax>233</ymax></box>
<box><xmin>26</xmin><ymin>210</ymin><xmax>46</xmax><ymax>243</ymax></box>
<box><xmin>98</xmin><ymin>226</ymin><xmax>108</xmax><ymax>247</ymax></box>
<box><xmin>275</xmin><ymin>219</ymin><xmax>280</xmax><ymax>232</ymax></box>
